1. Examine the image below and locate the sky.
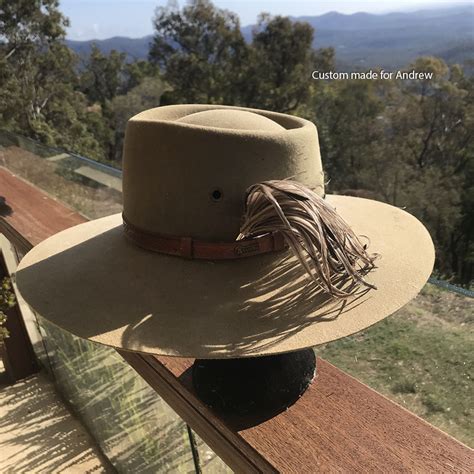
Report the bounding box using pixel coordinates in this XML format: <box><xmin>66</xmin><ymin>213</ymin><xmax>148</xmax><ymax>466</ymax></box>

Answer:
<box><xmin>61</xmin><ymin>0</ymin><xmax>473</xmax><ymax>40</ymax></box>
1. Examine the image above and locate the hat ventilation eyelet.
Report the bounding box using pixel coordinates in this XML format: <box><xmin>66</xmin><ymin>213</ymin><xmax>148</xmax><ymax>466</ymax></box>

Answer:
<box><xmin>210</xmin><ymin>188</ymin><xmax>223</xmax><ymax>202</ymax></box>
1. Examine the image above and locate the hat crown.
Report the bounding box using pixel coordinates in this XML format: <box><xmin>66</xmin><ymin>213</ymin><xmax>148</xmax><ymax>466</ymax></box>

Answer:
<box><xmin>122</xmin><ymin>104</ymin><xmax>324</xmax><ymax>240</ymax></box>
<box><xmin>176</xmin><ymin>109</ymin><xmax>285</xmax><ymax>131</ymax></box>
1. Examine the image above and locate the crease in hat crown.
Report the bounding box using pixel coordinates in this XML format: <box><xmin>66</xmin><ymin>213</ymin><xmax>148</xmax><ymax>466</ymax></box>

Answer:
<box><xmin>176</xmin><ymin>109</ymin><xmax>285</xmax><ymax>131</ymax></box>
<box><xmin>122</xmin><ymin>104</ymin><xmax>325</xmax><ymax>242</ymax></box>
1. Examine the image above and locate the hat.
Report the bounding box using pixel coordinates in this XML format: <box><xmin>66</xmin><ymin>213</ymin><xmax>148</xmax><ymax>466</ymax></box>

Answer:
<box><xmin>16</xmin><ymin>104</ymin><xmax>434</xmax><ymax>358</ymax></box>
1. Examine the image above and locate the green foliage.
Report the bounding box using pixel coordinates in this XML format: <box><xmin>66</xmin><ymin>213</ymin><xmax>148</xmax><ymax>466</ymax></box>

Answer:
<box><xmin>77</xmin><ymin>45</ymin><xmax>164</xmax><ymax>163</ymax></box>
<box><xmin>149</xmin><ymin>0</ymin><xmax>246</xmax><ymax>104</ymax></box>
<box><xmin>0</xmin><ymin>277</ymin><xmax>16</xmax><ymax>345</ymax></box>
<box><xmin>107</xmin><ymin>76</ymin><xmax>169</xmax><ymax>162</ymax></box>
<box><xmin>307</xmin><ymin>78</ymin><xmax>384</xmax><ymax>190</ymax></box>
<box><xmin>240</xmin><ymin>14</ymin><xmax>333</xmax><ymax>112</ymax></box>
<box><xmin>79</xmin><ymin>46</ymin><xmax>162</xmax><ymax>107</ymax></box>
<box><xmin>149</xmin><ymin>2</ymin><xmax>333</xmax><ymax>111</ymax></box>
<box><xmin>303</xmin><ymin>57</ymin><xmax>473</xmax><ymax>283</ymax></box>
<box><xmin>123</xmin><ymin>60</ymin><xmax>160</xmax><ymax>92</ymax></box>
<box><xmin>79</xmin><ymin>44</ymin><xmax>127</xmax><ymax>105</ymax></box>
<box><xmin>0</xmin><ymin>0</ymin><xmax>104</xmax><ymax>160</ymax></box>
<box><xmin>0</xmin><ymin>0</ymin><xmax>67</xmax><ymax>42</ymax></box>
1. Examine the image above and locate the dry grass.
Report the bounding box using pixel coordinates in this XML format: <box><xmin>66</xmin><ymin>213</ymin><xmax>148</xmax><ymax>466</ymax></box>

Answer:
<box><xmin>318</xmin><ymin>283</ymin><xmax>473</xmax><ymax>447</ymax></box>
<box><xmin>0</xmin><ymin>146</ymin><xmax>122</xmax><ymax>219</ymax></box>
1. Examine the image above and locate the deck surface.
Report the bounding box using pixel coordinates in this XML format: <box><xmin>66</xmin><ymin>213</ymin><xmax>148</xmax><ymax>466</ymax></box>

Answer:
<box><xmin>0</xmin><ymin>369</ymin><xmax>113</xmax><ymax>473</ymax></box>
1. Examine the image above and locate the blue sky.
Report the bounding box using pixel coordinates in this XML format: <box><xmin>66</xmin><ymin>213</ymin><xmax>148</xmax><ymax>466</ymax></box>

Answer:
<box><xmin>61</xmin><ymin>0</ymin><xmax>472</xmax><ymax>40</ymax></box>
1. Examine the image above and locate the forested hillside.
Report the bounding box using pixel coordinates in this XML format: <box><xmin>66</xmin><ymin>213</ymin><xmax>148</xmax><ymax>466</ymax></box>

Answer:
<box><xmin>0</xmin><ymin>0</ymin><xmax>472</xmax><ymax>285</ymax></box>
<box><xmin>66</xmin><ymin>5</ymin><xmax>474</xmax><ymax>70</ymax></box>
<box><xmin>287</xmin><ymin>6</ymin><xmax>474</xmax><ymax>69</ymax></box>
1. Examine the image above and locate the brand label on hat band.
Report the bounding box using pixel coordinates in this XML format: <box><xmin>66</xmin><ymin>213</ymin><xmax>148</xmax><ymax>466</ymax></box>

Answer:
<box><xmin>234</xmin><ymin>241</ymin><xmax>261</xmax><ymax>256</ymax></box>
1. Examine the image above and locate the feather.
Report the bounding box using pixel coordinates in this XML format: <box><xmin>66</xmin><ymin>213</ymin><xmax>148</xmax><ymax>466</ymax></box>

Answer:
<box><xmin>238</xmin><ymin>180</ymin><xmax>378</xmax><ymax>299</ymax></box>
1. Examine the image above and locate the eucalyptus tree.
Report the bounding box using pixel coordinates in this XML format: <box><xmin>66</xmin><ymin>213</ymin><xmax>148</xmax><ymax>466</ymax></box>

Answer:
<box><xmin>0</xmin><ymin>0</ymin><xmax>103</xmax><ymax>158</ymax></box>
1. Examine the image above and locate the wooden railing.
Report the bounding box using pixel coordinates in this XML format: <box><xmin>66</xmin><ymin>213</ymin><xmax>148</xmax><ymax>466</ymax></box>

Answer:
<box><xmin>1</xmin><ymin>165</ymin><xmax>472</xmax><ymax>472</ymax></box>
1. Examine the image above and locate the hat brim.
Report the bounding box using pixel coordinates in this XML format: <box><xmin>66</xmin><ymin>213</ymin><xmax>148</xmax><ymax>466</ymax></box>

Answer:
<box><xmin>16</xmin><ymin>195</ymin><xmax>434</xmax><ymax>358</ymax></box>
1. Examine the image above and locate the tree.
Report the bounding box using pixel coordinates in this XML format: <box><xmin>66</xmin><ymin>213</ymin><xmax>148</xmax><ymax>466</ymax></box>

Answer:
<box><xmin>78</xmin><ymin>46</ymin><xmax>163</xmax><ymax>163</ymax></box>
<box><xmin>384</xmin><ymin>58</ymin><xmax>472</xmax><ymax>280</ymax></box>
<box><xmin>240</xmin><ymin>14</ymin><xmax>333</xmax><ymax>113</ymax></box>
<box><xmin>149</xmin><ymin>2</ymin><xmax>333</xmax><ymax>111</ymax></box>
<box><xmin>0</xmin><ymin>0</ymin><xmax>71</xmax><ymax>129</ymax></box>
<box><xmin>108</xmin><ymin>77</ymin><xmax>169</xmax><ymax>163</ymax></box>
<box><xmin>305</xmin><ymin>78</ymin><xmax>384</xmax><ymax>192</ymax></box>
<box><xmin>123</xmin><ymin>60</ymin><xmax>161</xmax><ymax>93</ymax></box>
<box><xmin>305</xmin><ymin>57</ymin><xmax>473</xmax><ymax>283</ymax></box>
<box><xmin>458</xmin><ymin>152</ymin><xmax>474</xmax><ymax>283</ymax></box>
<box><xmin>149</xmin><ymin>0</ymin><xmax>247</xmax><ymax>104</ymax></box>
<box><xmin>0</xmin><ymin>0</ymin><xmax>105</xmax><ymax>159</ymax></box>
<box><xmin>80</xmin><ymin>44</ymin><xmax>127</xmax><ymax>106</ymax></box>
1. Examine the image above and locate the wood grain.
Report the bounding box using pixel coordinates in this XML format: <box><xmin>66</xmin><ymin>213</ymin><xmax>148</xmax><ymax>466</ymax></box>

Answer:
<box><xmin>156</xmin><ymin>355</ymin><xmax>473</xmax><ymax>473</ymax></box>
<box><xmin>1</xmin><ymin>165</ymin><xmax>472</xmax><ymax>473</ymax></box>
<box><xmin>0</xmin><ymin>167</ymin><xmax>87</xmax><ymax>254</ymax></box>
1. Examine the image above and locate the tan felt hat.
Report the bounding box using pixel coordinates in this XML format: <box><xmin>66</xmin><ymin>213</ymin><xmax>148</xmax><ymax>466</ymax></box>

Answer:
<box><xmin>16</xmin><ymin>104</ymin><xmax>434</xmax><ymax>358</ymax></box>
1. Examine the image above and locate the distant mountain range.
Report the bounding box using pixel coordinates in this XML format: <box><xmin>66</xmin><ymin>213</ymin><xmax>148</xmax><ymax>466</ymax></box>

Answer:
<box><xmin>66</xmin><ymin>5</ymin><xmax>474</xmax><ymax>70</ymax></box>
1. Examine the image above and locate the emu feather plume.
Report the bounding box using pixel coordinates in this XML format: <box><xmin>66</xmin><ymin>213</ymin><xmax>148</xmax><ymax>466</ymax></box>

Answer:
<box><xmin>238</xmin><ymin>180</ymin><xmax>377</xmax><ymax>299</ymax></box>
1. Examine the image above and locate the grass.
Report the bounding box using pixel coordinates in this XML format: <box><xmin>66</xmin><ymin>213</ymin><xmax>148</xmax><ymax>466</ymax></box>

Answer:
<box><xmin>318</xmin><ymin>283</ymin><xmax>473</xmax><ymax>447</ymax></box>
<box><xmin>0</xmin><ymin>146</ymin><xmax>122</xmax><ymax>219</ymax></box>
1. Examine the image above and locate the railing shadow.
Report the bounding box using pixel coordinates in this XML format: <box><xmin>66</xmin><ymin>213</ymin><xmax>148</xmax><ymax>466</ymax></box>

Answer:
<box><xmin>0</xmin><ymin>372</ymin><xmax>111</xmax><ymax>473</ymax></box>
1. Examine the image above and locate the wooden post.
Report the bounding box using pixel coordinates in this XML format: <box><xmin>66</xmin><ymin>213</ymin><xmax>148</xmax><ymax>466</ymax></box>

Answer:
<box><xmin>0</xmin><ymin>250</ymin><xmax>38</xmax><ymax>381</ymax></box>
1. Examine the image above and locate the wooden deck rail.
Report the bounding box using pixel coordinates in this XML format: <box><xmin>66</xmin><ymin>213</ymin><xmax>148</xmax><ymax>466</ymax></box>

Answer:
<box><xmin>1</xmin><ymin>166</ymin><xmax>472</xmax><ymax>472</ymax></box>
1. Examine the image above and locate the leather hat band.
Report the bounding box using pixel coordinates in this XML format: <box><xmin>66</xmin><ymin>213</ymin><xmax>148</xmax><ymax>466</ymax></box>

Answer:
<box><xmin>122</xmin><ymin>214</ymin><xmax>287</xmax><ymax>260</ymax></box>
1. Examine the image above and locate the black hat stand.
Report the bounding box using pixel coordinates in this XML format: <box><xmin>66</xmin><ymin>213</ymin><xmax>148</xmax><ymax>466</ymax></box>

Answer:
<box><xmin>192</xmin><ymin>348</ymin><xmax>316</xmax><ymax>428</ymax></box>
